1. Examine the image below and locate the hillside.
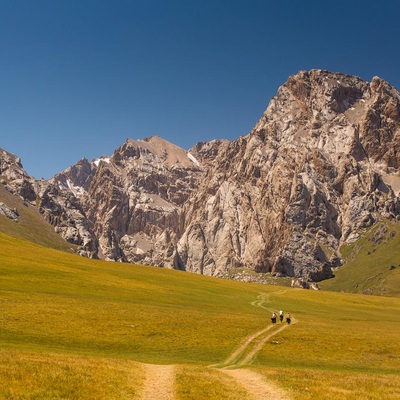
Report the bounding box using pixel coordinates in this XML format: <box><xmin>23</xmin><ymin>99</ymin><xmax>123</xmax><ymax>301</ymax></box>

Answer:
<box><xmin>1</xmin><ymin>232</ymin><xmax>400</xmax><ymax>399</ymax></box>
<box><xmin>320</xmin><ymin>220</ymin><xmax>400</xmax><ymax>296</ymax></box>
<box><xmin>0</xmin><ymin>185</ymin><xmax>75</xmax><ymax>252</ymax></box>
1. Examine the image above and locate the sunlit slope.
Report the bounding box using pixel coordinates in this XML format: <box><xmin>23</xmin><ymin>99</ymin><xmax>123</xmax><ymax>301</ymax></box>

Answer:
<box><xmin>0</xmin><ymin>232</ymin><xmax>266</xmax><ymax>364</ymax></box>
<box><xmin>1</xmin><ymin>231</ymin><xmax>400</xmax><ymax>368</ymax></box>
<box><xmin>320</xmin><ymin>220</ymin><xmax>400</xmax><ymax>297</ymax></box>
<box><xmin>0</xmin><ymin>186</ymin><xmax>74</xmax><ymax>252</ymax></box>
<box><xmin>2</xmin><ymin>232</ymin><xmax>400</xmax><ymax>399</ymax></box>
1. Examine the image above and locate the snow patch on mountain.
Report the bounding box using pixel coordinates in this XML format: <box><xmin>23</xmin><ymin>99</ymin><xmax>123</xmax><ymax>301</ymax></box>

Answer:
<box><xmin>93</xmin><ymin>157</ymin><xmax>110</xmax><ymax>167</ymax></box>
<box><xmin>66</xmin><ymin>179</ymin><xmax>85</xmax><ymax>196</ymax></box>
<box><xmin>187</xmin><ymin>152</ymin><xmax>200</xmax><ymax>166</ymax></box>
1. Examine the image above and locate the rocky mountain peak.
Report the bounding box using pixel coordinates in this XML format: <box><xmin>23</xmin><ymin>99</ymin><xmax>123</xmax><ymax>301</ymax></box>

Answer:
<box><xmin>51</xmin><ymin>157</ymin><xmax>96</xmax><ymax>196</ymax></box>
<box><xmin>177</xmin><ymin>70</ymin><xmax>400</xmax><ymax>280</ymax></box>
<box><xmin>0</xmin><ymin>148</ymin><xmax>30</xmax><ymax>181</ymax></box>
<box><xmin>115</xmin><ymin>136</ymin><xmax>200</xmax><ymax>169</ymax></box>
<box><xmin>0</xmin><ymin>148</ymin><xmax>37</xmax><ymax>202</ymax></box>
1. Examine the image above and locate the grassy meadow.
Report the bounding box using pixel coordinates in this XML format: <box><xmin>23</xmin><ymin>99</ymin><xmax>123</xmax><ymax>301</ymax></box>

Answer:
<box><xmin>321</xmin><ymin>220</ymin><xmax>400</xmax><ymax>297</ymax></box>
<box><xmin>1</xmin><ymin>231</ymin><xmax>400</xmax><ymax>399</ymax></box>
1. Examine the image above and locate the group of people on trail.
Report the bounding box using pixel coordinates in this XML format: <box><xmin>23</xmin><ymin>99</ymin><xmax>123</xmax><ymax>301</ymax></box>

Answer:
<box><xmin>271</xmin><ymin>310</ymin><xmax>291</xmax><ymax>325</ymax></box>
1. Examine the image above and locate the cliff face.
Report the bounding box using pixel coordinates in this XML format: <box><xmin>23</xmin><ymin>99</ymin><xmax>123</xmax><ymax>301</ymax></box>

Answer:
<box><xmin>0</xmin><ymin>148</ymin><xmax>37</xmax><ymax>202</ymax></box>
<box><xmin>35</xmin><ymin>137</ymin><xmax>233</xmax><ymax>268</ymax></box>
<box><xmin>81</xmin><ymin>137</ymin><xmax>207</xmax><ymax>266</ymax></box>
<box><xmin>2</xmin><ymin>70</ymin><xmax>399</xmax><ymax>282</ymax></box>
<box><xmin>175</xmin><ymin>70</ymin><xmax>400</xmax><ymax>280</ymax></box>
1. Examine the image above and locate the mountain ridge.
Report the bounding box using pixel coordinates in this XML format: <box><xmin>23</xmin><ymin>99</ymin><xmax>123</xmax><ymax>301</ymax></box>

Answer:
<box><xmin>1</xmin><ymin>69</ymin><xmax>399</xmax><ymax>283</ymax></box>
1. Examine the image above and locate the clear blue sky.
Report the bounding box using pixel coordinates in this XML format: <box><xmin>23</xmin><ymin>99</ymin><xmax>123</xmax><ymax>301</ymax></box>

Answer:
<box><xmin>1</xmin><ymin>0</ymin><xmax>399</xmax><ymax>179</ymax></box>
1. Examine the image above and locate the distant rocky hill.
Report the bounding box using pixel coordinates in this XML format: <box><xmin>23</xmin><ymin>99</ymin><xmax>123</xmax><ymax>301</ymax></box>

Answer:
<box><xmin>1</xmin><ymin>69</ymin><xmax>399</xmax><ymax>282</ymax></box>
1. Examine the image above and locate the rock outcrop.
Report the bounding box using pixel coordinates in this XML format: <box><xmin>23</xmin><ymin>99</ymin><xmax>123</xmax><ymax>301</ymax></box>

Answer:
<box><xmin>0</xmin><ymin>202</ymin><xmax>19</xmax><ymax>222</ymax></box>
<box><xmin>0</xmin><ymin>148</ymin><xmax>37</xmax><ymax>202</ymax></box>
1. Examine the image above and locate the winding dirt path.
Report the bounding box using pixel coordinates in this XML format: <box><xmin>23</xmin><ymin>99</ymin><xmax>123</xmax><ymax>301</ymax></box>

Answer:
<box><xmin>139</xmin><ymin>291</ymin><xmax>295</xmax><ymax>399</ymax></box>
<box><xmin>236</xmin><ymin>321</ymin><xmax>294</xmax><ymax>366</ymax></box>
<box><xmin>213</xmin><ymin>292</ymin><xmax>295</xmax><ymax>399</ymax></box>
<box><xmin>140</xmin><ymin>364</ymin><xmax>175</xmax><ymax>400</ymax></box>
<box><xmin>214</xmin><ymin>292</ymin><xmax>296</xmax><ymax>368</ymax></box>
<box><xmin>222</xmin><ymin>368</ymin><xmax>291</xmax><ymax>400</ymax></box>
<box><xmin>214</xmin><ymin>324</ymin><xmax>276</xmax><ymax>367</ymax></box>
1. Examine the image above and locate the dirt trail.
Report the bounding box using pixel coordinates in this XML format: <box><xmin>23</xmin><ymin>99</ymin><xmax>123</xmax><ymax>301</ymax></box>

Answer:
<box><xmin>216</xmin><ymin>324</ymin><xmax>275</xmax><ymax>367</ymax></box>
<box><xmin>222</xmin><ymin>368</ymin><xmax>291</xmax><ymax>400</ymax></box>
<box><xmin>213</xmin><ymin>291</ymin><xmax>294</xmax><ymax>399</ymax></box>
<box><xmin>214</xmin><ymin>292</ymin><xmax>295</xmax><ymax>368</ymax></box>
<box><xmin>139</xmin><ymin>291</ymin><xmax>295</xmax><ymax>399</ymax></box>
<box><xmin>236</xmin><ymin>321</ymin><xmax>294</xmax><ymax>366</ymax></box>
<box><xmin>140</xmin><ymin>364</ymin><xmax>175</xmax><ymax>400</ymax></box>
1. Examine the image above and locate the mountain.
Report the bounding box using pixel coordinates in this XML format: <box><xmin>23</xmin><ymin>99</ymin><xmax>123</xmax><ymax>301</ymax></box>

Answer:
<box><xmin>45</xmin><ymin>136</ymin><xmax>227</xmax><ymax>265</ymax></box>
<box><xmin>1</xmin><ymin>69</ymin><xmax>399</xmax><ymax>283</ymax></box>
<box><xmin>0</xmin><ymin>149</ymin><xmax>77</xmax><ymax>251</ymax></box>
<box><xmin>177</xmin><ymin>70</ymin><xmax>400</xmax><ymax>280</ymax></box>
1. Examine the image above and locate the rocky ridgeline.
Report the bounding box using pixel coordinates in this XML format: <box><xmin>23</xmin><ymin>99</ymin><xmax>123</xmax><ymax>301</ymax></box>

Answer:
<box><xmin>1</xmin><ymin>70</ymin><xmax>399</xmax><ymax>282</ymax></box>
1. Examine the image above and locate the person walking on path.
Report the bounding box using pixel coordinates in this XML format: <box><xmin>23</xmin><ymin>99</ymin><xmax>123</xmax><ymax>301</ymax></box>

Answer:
<box><xmin>271</xmin><ymin>312</ymin><xmax>277</xmax><ymax>324</ymax></box>
<box><xmin>286</xmin><ymin>313</ymin><xmax>291</xmax><ymax>325</ymax></box>
<box><xmin>279</xmin><ymin>310</ymin><xmax>284</xmax><ymax>323</ymax></box>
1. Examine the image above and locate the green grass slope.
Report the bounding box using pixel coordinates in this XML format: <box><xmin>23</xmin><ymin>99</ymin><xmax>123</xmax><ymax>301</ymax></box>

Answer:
<box><xmin>1</xmin><ymin>232</ymin><xmax>400</xmax><ymax>399</ymax></box>
<box><xmin>0</xmin><ymin>185</ymin><xmax>75</xmax><ymax>252</ymax></box>
<box><xmin>0</xmin><ymin>232</ymin><xmax>263</xmax><ymax>364</ymax></box>
<box><xmin>320</xmin><ymin>220</ymin><xmax>400</xmax><ymax>297</ymax></box>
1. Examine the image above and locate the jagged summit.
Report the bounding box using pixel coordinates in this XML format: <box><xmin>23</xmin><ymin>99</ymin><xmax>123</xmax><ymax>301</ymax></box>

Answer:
<box><xmin>0</xmin><ymin>147</ymin><xmax>29</xmax><ymax>181</ymax></box>
<box><xmin>254</xmin><ymin>69</ymin><xmax>400</xmax><ymax>184</ymax></box>
<box><xmin>118</xmin><ymin>136</ymin><xmax>200</xmax><ymax>168</ymax></box>
<box><xmin>177</xmin><ymin>69</ymin><xmax>400</xmax><ymax>279</ymax></box>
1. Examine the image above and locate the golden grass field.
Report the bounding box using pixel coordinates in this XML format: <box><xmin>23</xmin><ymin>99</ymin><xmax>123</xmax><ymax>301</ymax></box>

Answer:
<box><xmin>1</xmin><ymin>230</ymin><xmax>400</xmax><ymax>399</ymax></box>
